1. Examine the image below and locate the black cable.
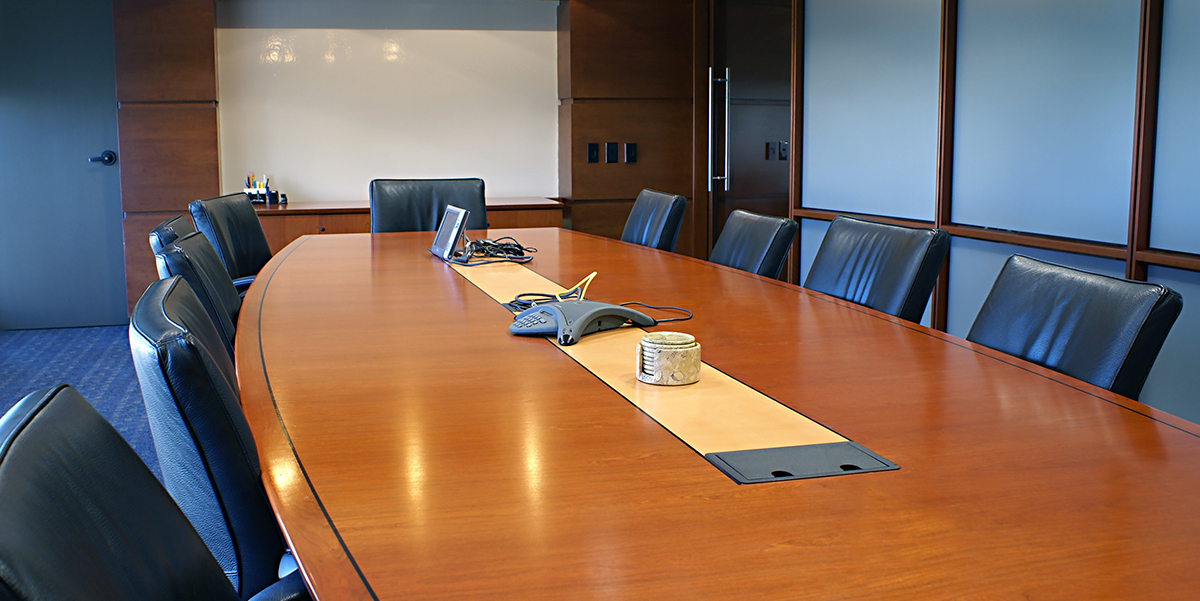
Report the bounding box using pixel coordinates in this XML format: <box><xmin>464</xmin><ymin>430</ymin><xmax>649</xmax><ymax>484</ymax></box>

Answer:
<box><xmin>619</xmin><ymin>302</ymin><xmax>693</xmax><ymax>322</ymax></box>
<box><xmin>450</xmin><ymin>235</ymin><xmax>537</xmax><ymax>266</ymax></box>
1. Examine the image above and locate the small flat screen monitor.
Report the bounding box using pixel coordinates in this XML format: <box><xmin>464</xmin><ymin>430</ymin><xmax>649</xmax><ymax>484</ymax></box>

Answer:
<box><xmin>430</xmin><ymin>205</ymin><xmax>469</xmax><ymax>261</ymax></box>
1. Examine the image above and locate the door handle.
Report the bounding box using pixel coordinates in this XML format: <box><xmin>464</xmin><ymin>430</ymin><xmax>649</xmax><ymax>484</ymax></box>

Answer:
<box><xmin>709</xmin><ymin>68</ymin><xmax>730</xmax><ymax>192</ymax></box>
<box><xmin>88</xmin><ymin>150</ymin><xmax>117</xmax><ymax>166</ymax></box>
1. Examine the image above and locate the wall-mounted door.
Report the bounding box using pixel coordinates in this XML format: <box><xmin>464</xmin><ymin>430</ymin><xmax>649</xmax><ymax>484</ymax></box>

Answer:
<box><xmin>709</xmin><ymin>0</ymin><xmax>793</xmax><ymax>245</ymax></box>
<box><xmin>0</xmin><ymin>0</ymin><xmax>126</xmax><ymax>329</ymax></box>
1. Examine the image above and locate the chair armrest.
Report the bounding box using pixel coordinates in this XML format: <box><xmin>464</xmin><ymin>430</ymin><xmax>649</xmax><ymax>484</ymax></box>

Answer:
<box><xmin>247</xmin><ymin>571</ymin><xmax>311</xmax><ymax>601</ymax></box>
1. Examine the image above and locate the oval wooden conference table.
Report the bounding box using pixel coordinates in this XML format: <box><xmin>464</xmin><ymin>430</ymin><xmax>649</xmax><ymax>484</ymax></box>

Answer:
<box><xmin>237</xmin><ymin>228</ymin><xmax>1200</xmax><ymax>600</ymax></box>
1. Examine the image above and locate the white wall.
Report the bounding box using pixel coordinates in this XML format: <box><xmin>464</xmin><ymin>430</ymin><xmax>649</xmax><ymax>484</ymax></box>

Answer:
<box><xmin>215</xmin><ymin>1</ymin><xmax>559</xmax><ymax>203</ymax></box>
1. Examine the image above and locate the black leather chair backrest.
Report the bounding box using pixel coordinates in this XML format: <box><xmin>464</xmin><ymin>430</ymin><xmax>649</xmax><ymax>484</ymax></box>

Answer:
<box><xmin>155</xmin><ymin>232</ymin><xmax>242</xmax><ymax>362</ymax></box>
<box><xmin>0</xmin><ymin>384</ymin><xmax>242</xmax><ymax>601</ymax></box>
<box><xmin>189</xmin><ymin>193</ymin><xmax>273</xmax><ymax>289</ymax></box>
<box><xmin>708</xmin><ymin>209</ymin><xmax>798</xmax><ymax>278</ymax></box>
<box><xmin>129</xmin><ymin>277</ymin><xmax>288</xmax><ymax>599</ymax></box>
<box><xmin>369</xmin><ymin>178</ymin><xmax>488</xmax><ymax>233</ymax></box>
<box><xmin>149</xmin><ymin>214</ymin><xmax>196</xmax><ymax>255</ymax></box>
<box><xmin>967</xmin><ymin>254</ymin><xmax>1183</xmax><ymax>400</ymax></box>
<box><xmin>803</xmin><ymin>216</ymin><xmax>949</xmax><ymax>323</ymax></box>
<box><xmin>620</xmin><ymin>189</ymin><xmax>687</xmax><ymax>252</ymax></box>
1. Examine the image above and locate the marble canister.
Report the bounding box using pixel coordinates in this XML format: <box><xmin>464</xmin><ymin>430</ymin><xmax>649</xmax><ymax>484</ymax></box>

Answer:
<box><xmin>636</xmin><ymin>332</ymin><xmax>701</xmax><ymax>386</ymax></box>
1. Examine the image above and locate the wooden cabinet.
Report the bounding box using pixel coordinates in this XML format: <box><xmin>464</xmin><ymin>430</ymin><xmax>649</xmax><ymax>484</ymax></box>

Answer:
<box><xmin>256</xmin><ymin>199</ymin><xmax>564</xmax><ymax>254</ymax></box>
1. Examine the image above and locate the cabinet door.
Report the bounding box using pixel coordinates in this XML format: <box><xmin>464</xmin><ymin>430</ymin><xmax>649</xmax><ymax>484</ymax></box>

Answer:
<box><xmin>318</xmin><ymin>213</ymin><xmax>371</xmax><ymax>235</ymax></box>
<box><xmin>259</xmin><ymin>215</ymin><xmax>320</xmax><ymax>254</ymax></box>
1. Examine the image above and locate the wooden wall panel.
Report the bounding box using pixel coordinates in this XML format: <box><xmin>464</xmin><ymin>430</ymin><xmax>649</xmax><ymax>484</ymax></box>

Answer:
<box><xmin>122</xmin><ymin>211</ymin><xmax>180</xmax><ymax>312</ymax></box>
<box><xmin>562</xmin><ymin>0</ymin><xmax>693</xmax><ymax>99</ymax></box>
<box><xmin>563</xmin><ymin>199</ymin><xmax>638</xmax><ymax>239</ymax></box>
<box><xmin>559</xmin><ymin>102</ymin><xmax>574</xmax><ymax>199</ymax></box>
<box><xmin>117</xmin><ymin>104</ymin><xmax>219</xmax><ymax>213</ymax></box>
<box><xmin>558</xmin><ymin>1</ymin><xmax>573</xmax><ymax>100</ymax></box>
<box><xmin>564</xmin><ymin>99</ymin><xmax>693</xmax><ymax>201</ymax></box>
<box><xmin>112</xmin><ymin>0</ymin><xmax>216</xmax><ymax>102</ymax></box>
<box><xmin>558</xmin><ymin>0</ymin><xmax>697</xmax><ymax>251</ymax></box>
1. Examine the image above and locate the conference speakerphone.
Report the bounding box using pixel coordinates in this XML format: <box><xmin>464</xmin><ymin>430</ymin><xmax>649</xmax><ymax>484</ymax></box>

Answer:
<box><xmin>509</xmin><ymin>300</ymin><xmax>657</xmax><ymax>346</ymax></box>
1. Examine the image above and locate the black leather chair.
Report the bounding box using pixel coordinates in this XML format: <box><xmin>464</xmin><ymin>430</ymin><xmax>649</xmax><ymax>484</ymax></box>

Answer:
<box><xmin>154</xmin><ymin>231</ymin><xmax>242</xmax><ymax>362</ymax></box>
<box><xmin>0</xmin><ymin>384</ymin><xmax>308</xmax><ymax>601</ymax></box>
<box><xmin>189</xmin><ymin>193</ymin><xmax>273</xmax><ymax>293</ymax></box>
<box><xmin>148</xmin><ymin>214</ymin><xmax>196</xmax><ymax>254</ymax></box>
<box><xmin>803</xmin><ymin>216</ymin><xmax>949</xmax><ymax>323</ymax></box>
<box><xmin>708</xmin><ymin>209</ymin><xmax>798</xmax><ymax>278</ymax></box>
<box><xmin>620</xmin><ymin>189</ymin><xmax>687</xmax><ymax>252</ymax></box>
<box><xmin>369</xmin><ymin>178</ymin><xmax>488</xmax><ymax>233</ymax></box>
<box><xmin>967</xmin><ymin>255</ymin><xmax>1183</xmax><ymax>400</ymax></box>
<box><xmin>129</xmin><ymin>277</ymin><xmax>304</xmax><ymax>600</ymax></box>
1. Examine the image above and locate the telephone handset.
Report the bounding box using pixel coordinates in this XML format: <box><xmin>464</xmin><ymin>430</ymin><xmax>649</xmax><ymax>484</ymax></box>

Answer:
<box><xmin>509</xmin><ymin>300</ymin><xmax>657</xmax><ymax>345</ymax></box>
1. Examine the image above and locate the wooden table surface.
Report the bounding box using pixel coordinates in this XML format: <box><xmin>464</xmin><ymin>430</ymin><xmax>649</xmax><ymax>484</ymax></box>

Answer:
<box><xmin>236</xmin><ymin>228</ymin><xmax>1200</xmax><ymax>600</ymax></box>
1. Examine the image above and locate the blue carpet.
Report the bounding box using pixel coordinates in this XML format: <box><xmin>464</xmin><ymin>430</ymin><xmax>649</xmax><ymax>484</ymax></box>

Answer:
<box><xmin>0</xmin><ymin>325</ymin><xmax>160</xmax><ymax>480</ymax></box>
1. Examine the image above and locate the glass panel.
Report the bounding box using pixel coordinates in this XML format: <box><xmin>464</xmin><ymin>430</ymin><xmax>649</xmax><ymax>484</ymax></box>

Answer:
<box><xmin>1149</xmin><ymin>1</ymin><xmax>1200</xmax><ymax>255</ymax></box>
<box><xmin>1138</xmin><ymin>267</ymin><xmax>1200</xmax><ymax>425</ymax></box>
<box><xmin>802</xmin><ymin>0</ymin><xmax>940</xmax><ymax>221</ymax></box>
<box><xmin>946</xmin><ymin>238</ymin><xmax>1125</xmax><ymax>338</ymax></box>
<box><xmin>952</xmin><ymin>0</ymin><xmax>1139</xmax><ymax>244</ymax></box>
<box><xmin>798</xmin><ymin>218</ymin><xmax>831</xmax><ymax>284</ymax></box>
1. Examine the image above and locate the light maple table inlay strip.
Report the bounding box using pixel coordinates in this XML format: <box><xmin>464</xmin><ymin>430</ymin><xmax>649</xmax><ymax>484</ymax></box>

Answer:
<box><xmin>450</xmin><ymin>261</ymin><xmax>845</xmax><ymax>454</ymax></box>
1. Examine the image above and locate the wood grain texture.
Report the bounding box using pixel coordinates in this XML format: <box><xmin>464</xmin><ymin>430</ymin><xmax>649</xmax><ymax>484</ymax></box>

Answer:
<box><xmin>933</xmin><ymin>0</ymin><xmax>958</xmax><ymax>330</ymax></box>
<box><xmin>116</xmin><ymin>104</ymin><xmax>219</xmax><ymax>213</ymax></box>
<box><xmin>561</xmin><ymin>0</ymin><xmax>693</xmax><ymax>99</ymax></box>
<box><xmin>563</xmin><ymin>99</ymin><xmax>693</xmax><ymax>201</ymax></box>
<box><xmin>562</xmin><ymin>198</ymin><xmax>637</xmax><ymax>239</ymax></box>
<box><xmin>255</xmin><ymin>201</ymin><xmax>562</xmax><ymax>253</ymax></box>
<box><xmin>238</xmin><ymin>229</ymin><xmax>1200</xmax><ymax>600</ymax></box>
<box><xmin>1126</xmin><ymin>0</ymin><xmax>1164</xmax><ymax>281</ymax></box>
<box><xmin>1135</xmin><ymin>248</ymin><xmax>1200</xmax><ymax>272</ymax></box>
<box><xmin>112</xmin><ymin>0</ymin><xmax>215</xmax><ymax>102</ymax></box>
<box><xmin>122</xmin><ymin>211</ymin><xmax>183</xmax><ymax>313</ymax></box>
<box><xmin>258</xmin><ymin>215</ymin><xmax>321</xmax><ymax>255</ymax></box>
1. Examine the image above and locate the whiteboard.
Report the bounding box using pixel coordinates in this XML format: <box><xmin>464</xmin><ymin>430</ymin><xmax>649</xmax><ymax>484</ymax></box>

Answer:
<box><xmin>216</xmin><ymin>27</ymin><xmax>558</xmax><ymax>203</ymax></box>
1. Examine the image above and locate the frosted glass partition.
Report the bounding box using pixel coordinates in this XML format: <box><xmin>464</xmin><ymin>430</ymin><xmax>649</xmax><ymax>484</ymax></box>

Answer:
<box><xmin>952</xmin><ymin>0</ymin><xmax>1139</xmax><ymax>244</ymax></box>
<box><xmin>798</xmin><ymin>219</ymin><xmax>831</xmax><ymax>284</ymax></box>
<box><xmin>1149</xmin><ymin>1</ymin><xmax>1200</xmax><ymax>255</ymax></box>
<box><xmin>802</xmin><ymin>0</ymin><xmax>939</xmax><ymax>221</ymax></box>
<box><xmin>945</xmin><ymin>238</ymin><xmax>1125</xmax><ymax>338</ymax></box>
<box><xmin>1139</xmin><ymin>267</ymin><xmax>1200</xmax><ymax>424</ymax></box>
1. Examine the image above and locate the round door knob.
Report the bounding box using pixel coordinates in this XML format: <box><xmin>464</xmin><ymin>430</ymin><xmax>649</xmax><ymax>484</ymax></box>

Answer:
<box><xmin>88</xmin><ymin>150</ymin><xmax>117</xmax><ymax>166</ymax></box>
